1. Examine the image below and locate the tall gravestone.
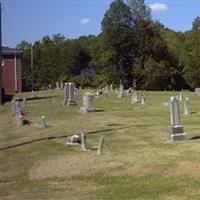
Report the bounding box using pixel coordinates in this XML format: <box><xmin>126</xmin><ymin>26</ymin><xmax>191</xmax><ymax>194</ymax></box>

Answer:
<box><xmin>195</xmin><ymin>88</ymin><xmax>200</xmax><ymax>96</ymax></box>
<box><xmin>80</xmin><ymin>131</ymin><xmax>90</xmax><ymax>151</ymax></box>
<box><xmin>117</xmin><ymin>84</ymin><xmax>124</xmax><ymax>98</ymax></box>
<box><xmin>97</xmin><ymin>136</ymin><xmax>104</xmax><ymax>155</ymax></box>
<box><xmin>80</xmin><ymin>92</ymin><xmax>95</xmax><ymax>112</ymax></box>
<box><xmin>184</xmin><ymin>97</ymin><xmax>190</xmax><ymax>115</ymax></box>
<box><xmin>41</xmin><ymin>115</ymin><xmax>47</xmax><ymax>128</ymax></box>
<box><xmin>60</xmin><ymin>82</ymin><xmax>64</xmax><ymax>90</ymax></box>
<box><xmin>64</xmin><ymin>82</ymin><xmax>76</xmax><ymax>106</ymax></box>
<box><xmin>169</xmin><ymin>97</ymin><xmax>187</xmax><ymax>141</ymax></box>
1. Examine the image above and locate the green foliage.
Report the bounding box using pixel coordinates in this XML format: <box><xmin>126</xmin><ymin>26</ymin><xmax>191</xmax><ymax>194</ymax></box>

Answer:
<box><xmin>17</xmin><ymin>1</ymin><xmax>200</xmax><ymax>91</ymax></box>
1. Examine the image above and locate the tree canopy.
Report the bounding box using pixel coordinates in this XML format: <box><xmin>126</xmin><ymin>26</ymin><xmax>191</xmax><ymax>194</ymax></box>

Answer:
<box><xmin>17</xmin><ymin>1</ymin><xmax>200</xmax><ymax>91</ymax></box>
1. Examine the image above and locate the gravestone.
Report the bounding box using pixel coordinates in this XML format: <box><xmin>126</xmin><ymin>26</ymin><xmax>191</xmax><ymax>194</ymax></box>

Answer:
<box><xmin>141</xmin><ymin>97</ymin><xmax>146</xmax><ymax>105</ymax></box>
<box><xmin>22</xmin><ymin>98</ymin><xmax>26</xmax><ymax>108</ymax></box>
<box><xmin>110</xmin><ymin>84</ymin><xmax>113</xmax><ymax>90</ymax></box>
<box><xmin>56</xmin><ymin>82</ymin><xmax>59</xmax><ymax>90</ymax></box>
<box><xmin>195</xmin><ymin>88</ymin><xmax>200</xmax><ymax>96</ymax></box>
<box><xmin>11</xmin><ymin>100</ymin><xmax>16</xmax><ymax>117</ymax></box>
<box><xmin>66</xmin><ymin>135</ymin><xmax>81</xmax><ymax>145</ymax></box>
<box><xmin>80</xmin><ymin>131</ymin><xmax>90</xmax><ymax>151</ymax></box>
<box><xmin>97</xmin><ymin>136</ymin><xmax>104</xmax><ymax>155</ymax></box>
<box><xmin>80</xmin><ymin>92</ymin><xmax>95</xmax><ymax>112</ymax></box>
<box><xmin>118</xmin><ymin>84</ymin><xmax>124</xmax><ymax>98</ymax></box>
<box><xmin>179</xmin><ymin>92</ymin><xmax>183</xmax><ymax>101</ymax></box>
<box><xmin>169</xmin><ymin>97</ymin><xmax>187</xmax><ymax>141</ymax></box>
<box><xmin>41</xmin><ymin>115</ymin><xmax>47</xmax><ymax>128</ymax></box>
<box><xmin>60</xmin><ymin>82</ymin><xmax>64</xmax><ymax>90</ymax></box>
<box><xmin>184</xmin><ymin>97</ymin><xmax>190</xmax><ymax>115</ymax></box>
<box><xmin>64</xmin><ymin>82</ymin><xmax>77</xmax><ymax>106</ymax></box>
<box><xmin>131</xmin><ymin>91</ymin><xmax>141</xmax><ymax>104</ymax></box>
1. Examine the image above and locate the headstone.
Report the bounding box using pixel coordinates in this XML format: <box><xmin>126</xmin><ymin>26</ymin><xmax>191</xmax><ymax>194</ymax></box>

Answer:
<box><xmin>56</xmin><ymin>82</ymin><xmax>59</xmax><ymax>90</ymax></box>
<box><xmin>48</xmin><ymin>84</ymin><xmax>52</xmax><ymax>90</ymax></box>
<box><xmin>179</xmin><ymin>92</ymin><xmax>183</xmax><ymax>101</ymax></box>
<box><xmin>184</xmin><ymin>97</ymin><xmax>190</xmax><ymax>115</ymax></box>
<box><xmin>80</xmin><ymin>92</ymin><xmax>95</xmax><ymax>112</ymax></box>
<box><xmin>18</xmin><ymin>115</ymin><xmax>24</xmax><ymax>127</ymax></box>
<box><xmin>195</xmin><ymin>88</ymin><xmax>200</xmax><ymax>96</ymax></box>
<box><xmin>110</xmin><ymin>84</ymin><xmax>113</xmax><ymax>90</ymax></box>
<box><xmin>169</xmin><ymin>97</ymin><xmax>187</xmax><ymax>141</ymax></box>
<box><xmin>117</xmin><ymin>84</ymin><xmax>124</xmax><ymax>98</ymax></box>
<box><xmin>97</xmin><ymin>136</ymin><xmax>104</xmax><ymax>155</ymax></box>
<box><xmin>80</xmin><ymin>131</ymin><xmax>90</xmax><ymax>151</ymax></box>
<box><xmin>66</xmin><ymin>135</ymin><xmax>81</xmax><ymax>145</ymax></box>
<box><xmin>11</xmin><ymin>100</ymin><xmax>16</xmax><ymax>117</ymax></box>
<box><xmin>22</xmin><ymin>98</ymin><xmax>26</xmax><ymax>108</ymax></box>
<box><xmin>41</xmin><ymin>115</ymin><xmax>47</xmax><ymax>128</ymax></box>
<box><xmin>64</xmin><ymin>82</ymin><xmax>76</xmax><ymax>106</ymax></box>
<box><xmin>131</xmin><ymin>91</ymin><xmax>141</xmax><ymax>104</ymax></box>
<box><xmin>60</xmin><ymin>82</ymin><xmax>64</xmax><ymax>90</ymax></box>
<box><xmin>141</xmin><ymin>97</ymin><xmax>145</xmax><ymax>105</ymax></box>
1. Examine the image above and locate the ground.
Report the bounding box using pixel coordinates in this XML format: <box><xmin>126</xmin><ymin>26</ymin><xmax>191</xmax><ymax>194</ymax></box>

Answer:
<box><xmin>0</xmin><ymin>90</ymin><xmax>200</xmax><ymax>200</ymax></box>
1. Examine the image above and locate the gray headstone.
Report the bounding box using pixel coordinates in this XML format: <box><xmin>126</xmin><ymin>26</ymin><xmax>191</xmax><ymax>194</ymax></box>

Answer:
<box><xmin>60</xmin><ymin>82</ymin><xmax>64</xmax><ymax>90</ymax></box>
<box><xmin>169</xmin><ymin>97</ymin><xmax>187</xmax><ymax>141</ymax></box>
<box><xmin>41</xmin><ymin>115</ymin><xmax>47</xmax><ymax>128</ymax></box>
<box><xmin>80</xmin><ymin>92</ymin><xmax>95</xmax><ymax>112</ymax></box>
<box><xmin>67</xmin><ymin>82</ymin><xmax>77</xmax><ymax>106</ymax></box>
<box><xmin>179</xmin><ymin>92</ymin><xmax>183</xmax><ymax>101</ymax></box>
<box><xmin>195</xmin><ymin>88</ymin><xmax>200</xmax><ymax>96</ymax></box>
<box><xmin>117</xmin><ymin>84</ymin><xmax>124</xmax><ymax>98</ymax></box>
<box><xmin>97</xmin><ymin>136</ymin><xmax>104</xmax><ymax>155</ymax></box>
<box><xmin>184</xmin><ymin>97</ymin><xmax>190</xmax><ymax>115</ymax></box>
<box><xmin>11</xmin><ymin>100</ymin><xmax>16</xmax><ymax>117</ymax></box>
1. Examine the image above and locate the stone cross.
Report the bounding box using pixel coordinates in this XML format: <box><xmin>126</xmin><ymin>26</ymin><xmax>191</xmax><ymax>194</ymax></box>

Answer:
<box><xmin>169</xmin><ymin>97</ymin><xmax>186</xmax><ymax>141</ymax></box>
<box><xmin>97</xmin><ymin>136</ymin><xmax>104</xmax><ymax>155</ymax></box>
<box><xmin>41</xmin><ymin>115</ymin><xmax>47</xmax><ymax>128</ymax></box>
<box><xmin>184</xmin><ymin>97</ymin><xmax>190</xmax><ymax>115</ymax></box>
<box><xmin>80</xmin><ymin>92</ymin><xmax>95</xmax><ymax>112</ymax></box>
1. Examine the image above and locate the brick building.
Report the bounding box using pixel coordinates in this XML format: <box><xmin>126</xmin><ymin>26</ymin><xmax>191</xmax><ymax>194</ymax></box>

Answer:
<box><xmin>1</xmin><ymin>46</ymin><xmax>22</xmax><ymax>94</ymax></box>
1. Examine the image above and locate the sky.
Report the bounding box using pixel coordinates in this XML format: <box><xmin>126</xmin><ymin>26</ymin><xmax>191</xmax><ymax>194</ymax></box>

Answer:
<box><xmin>2</xmin><ymin>0</ymin><xmax>200</xmax><ymax>47</ymax></box>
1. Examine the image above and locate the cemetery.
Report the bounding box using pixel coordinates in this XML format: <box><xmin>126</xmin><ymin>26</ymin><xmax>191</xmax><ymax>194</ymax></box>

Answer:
<box><xmin>0</xmin><ymin>88</ymin><xmax>200</xmax><ymax>199</ymax></box>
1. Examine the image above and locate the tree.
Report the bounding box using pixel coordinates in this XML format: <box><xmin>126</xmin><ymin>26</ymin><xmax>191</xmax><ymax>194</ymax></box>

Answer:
<box><xmin>100</xmin><ymin>0</ymin><xmax>133</xmax><ymax>86</ymax></box>
<box><xmin>192</xmin><ymin>16</ymin><xmax>200</xmax><ymax>30</ymax></box>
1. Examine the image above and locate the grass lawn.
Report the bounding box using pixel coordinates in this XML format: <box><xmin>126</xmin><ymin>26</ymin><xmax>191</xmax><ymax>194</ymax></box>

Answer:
<box><xmin>0</xmin><ymin>89</ymin><xmax>200</xmax><ymax>200</ymax></box>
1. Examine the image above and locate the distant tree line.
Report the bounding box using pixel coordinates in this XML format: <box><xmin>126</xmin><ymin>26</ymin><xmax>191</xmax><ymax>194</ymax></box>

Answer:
<box><xmin>17</xmin><ymin>0</ymin><xmax>200</xmax><ymax>91</ymax></box>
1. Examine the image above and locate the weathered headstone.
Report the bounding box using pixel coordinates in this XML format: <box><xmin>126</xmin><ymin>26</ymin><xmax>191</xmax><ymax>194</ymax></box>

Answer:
<box><xmin>117</xmin><ymin>84</ymin><xmax>124</xmax><ymax>98</ymax></box>
<box><xmin>64</xmin><ymin>82</ymin><xmax>76</xmax><ymax>106</ymax></box>
<box><xmin>97</xmin><ymin>136</ymin><xmax>104</xmax><ymax>155</ymax></box>
<box><xmin>179</xmin><ymin>92</ymin><xmax>183</xmax><ymax>101</ymax></box>
<box><xmin>131</xmin><ymin>91</ymin><xmax>141</xmax><ymax>104</ymax></box>
<box><xmin>41</xmin><ymin>115</ymin><xmax>47</xmax><ymax>128</ymax></box>
<box><xmin>169</xmin><ymin>97</ymin><xmax>187</xmax><ymax>141</ymax></box>
<box><xmin>56</xmin><ymin>82</ymin><xmax>59</xmax><ymax>90</ymax></box>
<box><xmin>66</xmin><ymin>135</ymin><xmax>81</xmax><ymax>145</ymax></box>
<box><xmin>11</xmin><ymin>100</ymin><xmax>16</xmax><ymax>117</ymax></box>
<box><xmin>195</xmin><ymin>88</ymin><xmax>200</xmax><ymax>96</ymax></box>
<box><xmin>80</xmin><ymin>92</ymin><xmax>95</xmax><ymax>112</ymax></box>
<box><xmin>184</xmin><ymin>97</ymin><xmax>190</xmax><ymax>115</ymax></box>
<box><xmin>141</xmin><ymin>97</ymin><xmax>145</xmax><ymax>105</ymax></box>
<box><xmin>80</xmin><ymin>131</ymin><xmax>90</xmax><ymax>151</ymax></box>
<box><xmin>60</xmin><ymin>82</ymin><xmax>64</xmax><ymax>90</ymax></box>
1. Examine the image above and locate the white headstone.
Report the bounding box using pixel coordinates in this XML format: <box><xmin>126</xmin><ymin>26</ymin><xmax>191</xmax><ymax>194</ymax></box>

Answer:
<box><xmin>117</xmin><ymin>84</ymin><xmax>124</xmax><ymax>98</ymax></box>
<box><xmin>131</xmin><ymin>91</ymin><xmax>141</xmax><ymax>104</ymax></box>
<box><xmin>56</xmin><ymin>82</ymin><xmax>59</xmax><ymax>90</ymax></box>
<box><xmin>80</xmin><ymin>131</ymin><xmax>90</xmax><ymax>151</ymax></box>
<box><xmin>184</xmin><ymin>97</ymin><xmax>190</xmax><ymax>115</ymax></box>
<box><xmin>195</xmin><ymin>88</ymin><xmax>200</xmax><ymax>96</ymax></box>
<box><xmin>97</xmin><ymin>136</ymin><xmax>104</xmax><ymax>155</ymax></box>
<box><xmin>41</xmin><ymin>115</ymin><xmax>47</xmax><ymax>128</ymax></box>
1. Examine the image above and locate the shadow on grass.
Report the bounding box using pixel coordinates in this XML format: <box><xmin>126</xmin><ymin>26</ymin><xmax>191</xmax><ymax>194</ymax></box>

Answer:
<box><xmin>15</xmin><ymin>95</ymin><xmax>58</xmax><ymax>101</ymax></box>
<box><xmin>188</xmin><ymin>136</ymin><xmax>200</xmax><ymax>140</ymax></box>
<box><xmin>0</xmin><ymin>124</ymin><xmax>154</xmax><ymax>151</ymax></box>
<box><xmin>2</xmin><ymin>94</ymin><xmax>13</xmax><ymax>105</ymax></box>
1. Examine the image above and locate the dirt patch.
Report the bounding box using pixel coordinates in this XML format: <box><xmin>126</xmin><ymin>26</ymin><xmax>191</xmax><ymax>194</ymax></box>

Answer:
<box><xmin>171</xmin><ymin>161</ymin><xmax>200</xmax><ymax>178</ymax></box>
<box><xmin>29</xmin><ymin>153</ymin><xmax>123</xmax><ymax>180</ymax></box>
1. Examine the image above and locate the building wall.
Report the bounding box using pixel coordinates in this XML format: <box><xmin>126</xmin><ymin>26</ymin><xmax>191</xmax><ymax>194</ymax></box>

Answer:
<box><xmin>2</xmin><ymin>54</ymin><xmax>22</xmax><ymax>94</ymax></box>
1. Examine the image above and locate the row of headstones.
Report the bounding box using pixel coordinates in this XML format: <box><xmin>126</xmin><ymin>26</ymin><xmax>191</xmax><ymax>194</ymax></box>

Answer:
<box><xmin>11</xmin><ymin>100</ymin><xmax>47</xmax><ymax>128</ymax></box>
<box><xmin>66</xmin><ymin>131</ymin><xmax>104</xmax><ymax>155</ymax></box>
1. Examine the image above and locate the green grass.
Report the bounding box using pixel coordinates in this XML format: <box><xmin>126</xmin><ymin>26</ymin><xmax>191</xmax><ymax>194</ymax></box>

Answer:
<box><xmin>0</xmin><ymin>90</ymin><xmax>200</xmax><ymax>199</ymax></box>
